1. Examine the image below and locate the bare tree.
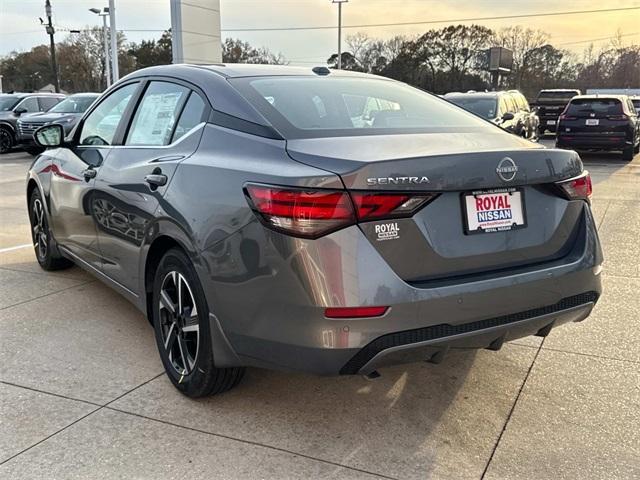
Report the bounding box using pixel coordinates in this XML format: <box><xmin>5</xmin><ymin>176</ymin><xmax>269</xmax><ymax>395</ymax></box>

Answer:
<box><xmin>493</xmin><ymin>26</ymin><xmax>549</xmax><ymax>88</ymax></box>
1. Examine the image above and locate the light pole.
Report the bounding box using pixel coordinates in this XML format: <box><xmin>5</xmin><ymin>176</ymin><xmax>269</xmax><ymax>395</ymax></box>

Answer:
<box><xmin>108</xmin><ymin>0</ymin><xmax>119</xmax><ymax>82</ymax></box>
<box><xmin>89</xmin><ymin>7</ymin><xmax>111</xmax><ymax>88</ymax></box>
<box><xmin>332</xmin><ymin>0</ymin><xmax>348</xmax><ymax>69</ymax></box>
<box><xmin>44</xmin><ymin>0</ymin><xmax>60</xmax><ymax>92</ymax></box>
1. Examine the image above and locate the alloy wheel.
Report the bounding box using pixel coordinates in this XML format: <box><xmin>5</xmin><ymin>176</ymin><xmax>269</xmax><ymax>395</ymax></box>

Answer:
<box><xmin>158</xmin><ymin>271</ymin><xmax>200</xmax><ymax>376</ymax></box>
<box><xmin>32</xmin><ymin>198</ymin><xmax>48</xmax><ymax>260</ymax></box>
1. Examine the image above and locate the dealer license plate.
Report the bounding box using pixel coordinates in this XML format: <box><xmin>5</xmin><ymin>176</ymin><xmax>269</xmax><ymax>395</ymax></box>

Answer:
<box><xmin>463</xmin><ymin>188</ymin><xmax>526</xmax><ymax>234</ymax></box>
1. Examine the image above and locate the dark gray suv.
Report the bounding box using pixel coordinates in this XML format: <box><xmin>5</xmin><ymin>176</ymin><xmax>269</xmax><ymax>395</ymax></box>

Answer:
<box><xmin>27</xmin><ymin>65</ymin><xmax>603</xmax><ymax>397</ymax></box>
<box><xmin>0</xmin><ymin>92</ymin><xmax>65</xmax><ymax>153</ymax></box>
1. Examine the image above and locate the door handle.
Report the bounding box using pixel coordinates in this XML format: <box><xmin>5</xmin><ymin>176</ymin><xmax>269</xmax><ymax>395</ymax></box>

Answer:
<box><xmin>82</xmin><ymin>168</ymin><xmax>97</xmax><ymax>181</ymax></box>
<box><xmin>144</xmin><ymin>173</ymin><xmax>168</xmax><ymax>188</ymax></box>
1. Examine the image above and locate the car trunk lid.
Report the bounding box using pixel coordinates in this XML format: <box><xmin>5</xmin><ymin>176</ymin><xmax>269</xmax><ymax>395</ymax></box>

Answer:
<box><xmin>286</xmin><ymin>132</ymin><xmax>586</xmax><ymax>282</ymax></box>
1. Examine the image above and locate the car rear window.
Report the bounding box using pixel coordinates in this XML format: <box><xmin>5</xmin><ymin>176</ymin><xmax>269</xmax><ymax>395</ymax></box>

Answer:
<box><xmin>566</xmin><ymin>99</ymin><xmax>623</xmax><ymax>117</ymax></box>
<box><xmin>230</xmin><ymin>76</ymin><xmax>494</xmax><ymax>139</ymax></box>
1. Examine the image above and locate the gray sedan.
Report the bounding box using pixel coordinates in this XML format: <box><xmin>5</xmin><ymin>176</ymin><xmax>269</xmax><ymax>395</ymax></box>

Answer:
<box><xmin>26</xmin><ymin>64</ymin><xmax>603</xmax><ymax>397</ymax></box>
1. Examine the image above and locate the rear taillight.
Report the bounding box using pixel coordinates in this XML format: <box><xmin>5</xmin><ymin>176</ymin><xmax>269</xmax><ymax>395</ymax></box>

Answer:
<box><xmin>606</xmin><ymin>114</ymin><xmax>628</xmax><ymax>121</ymax></box>
<box><xmin>555</xmin><ymin>171</ymin><xmax>592</xmax><ymax>201</ymax></box>
<box><xmin>245</xmin><ymin>183</ymin><xmax>437</xmax><ymax>238</ymax></box>
<box><xmin>559</xmin><ymin>115</ymin><xmax>577</xmax><ymax>121</ymax></box>
<box><xmin>244</xmin><ymin>184</ymin><xmax>355</xmax><ymax>238</ymax></box>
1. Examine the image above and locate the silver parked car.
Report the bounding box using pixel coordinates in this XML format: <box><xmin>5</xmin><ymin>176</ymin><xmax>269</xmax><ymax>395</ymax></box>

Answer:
<box><xmin>27</xmin><ymin>64</ymin><xmax>603</xmax><ymax>397</ymax></box>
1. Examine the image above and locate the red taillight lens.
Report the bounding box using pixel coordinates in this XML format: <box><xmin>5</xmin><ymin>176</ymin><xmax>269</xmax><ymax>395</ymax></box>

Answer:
<box><xmin>245</xmin><ymin>184</ymin><xmax>355</xmax><ymax>238</ymax></box>
<box><xmin>245</xmin><ymin>183</ymin><xmax>438</xmax><ymax>238</ymax></box>
<box><xmin>559</xmin><ymin>115</ymin><xmax>577</xmax><ymax>121</ymax></box>
<box><xmin>350</xmin><ymin>192</ymin><xmax>436</xmax><ymax>221</ymax></box>
<box><xmin>606</xmin><ymin>114</ymin><xmax>628</xmax><ymax>121</ymax></box>
<box><xmin>556</xmin><ymin>171</ymin><xmax>592</xmax><ymax>200</ymax></box>
<box><xmin>325</xmin><ymin>306</ymin><xmax>389</xmax><ymax>318</ymax></box>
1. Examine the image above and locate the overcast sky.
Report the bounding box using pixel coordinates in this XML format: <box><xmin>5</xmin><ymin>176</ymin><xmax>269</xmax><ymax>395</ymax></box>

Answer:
<box><xmin>1</xmin><ymin>0</ymin><xmax>639</xmax><ymax>64</ymax></box>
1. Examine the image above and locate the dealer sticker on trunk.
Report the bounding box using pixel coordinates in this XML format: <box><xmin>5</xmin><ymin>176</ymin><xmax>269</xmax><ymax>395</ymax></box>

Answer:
<box><xmin>463</xmin><ymin>188</ymin><xmax>526</xmax><ymax>234</ymax></box>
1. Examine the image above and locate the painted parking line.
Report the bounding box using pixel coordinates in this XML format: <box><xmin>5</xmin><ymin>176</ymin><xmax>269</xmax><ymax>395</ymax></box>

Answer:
<box><xmin>0</xmin><ymin>244</ymin><xmax>33</xmax><ymax>253</ymax></box>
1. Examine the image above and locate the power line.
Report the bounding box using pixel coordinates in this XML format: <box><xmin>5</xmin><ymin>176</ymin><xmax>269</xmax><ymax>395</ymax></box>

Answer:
<box><xmin>220</xmin><ymin>6</ymin><xmax>640</xmax><ymax>32</ymax></box>
<box><xmin>556</xmin><ymin>32</ymin><xmax>640</xmax><ymax>46</ymax></box>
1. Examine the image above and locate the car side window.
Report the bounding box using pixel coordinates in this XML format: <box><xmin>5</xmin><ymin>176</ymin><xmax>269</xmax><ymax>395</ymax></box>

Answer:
<box><xmin>17</xmin><ymin>97</ymin><xmax>39</xmax><ymax>113</ymax></box>
<box><xmin>126</xmin><ymin>81</ymin><xmax>189</xmax><ymax>146</ymax></box>
<box><xmin>80</xmin><ymin>83</ymin><xmax>138</xmax><ymax>146</ymax></box>
<box><xmin>171</xmin><ymin>92</ymin><xmax>206</xmax><ymax>143</ymax></box>
<box><xmin>39</xmin><ymin>97</ymin><xmax>60</xmax><ymax>111</ymax></box>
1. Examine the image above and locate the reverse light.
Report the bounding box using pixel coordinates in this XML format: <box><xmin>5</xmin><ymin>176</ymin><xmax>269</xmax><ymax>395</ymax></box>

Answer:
<box><xmin>325</xmin><ymin>306</ymin><xmax>389</xmax><ymax>318</ymax></box>
<box><xmin>350</xmin><ymin>192</ymin><xmax>436</xmax><ymax>221</ymax></box>
<box><xmin>556</xmin><ymin>171</ymin><xmax>592</xmax><ymax>201</ymax></box>
<box><xmin>245</xmin><ymin>183</ymin><xmax>437</xmax><ymax>239</ymax></box>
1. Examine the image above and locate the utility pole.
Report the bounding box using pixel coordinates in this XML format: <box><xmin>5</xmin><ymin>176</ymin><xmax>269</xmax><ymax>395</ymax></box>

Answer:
<box><xmin>108</xmin><ymin>0</ymin><xmax>119</xmax><ymax>82</ymax></box>
<box><xmin>332</xmin><ymin>0</ymin><xmax>348</xmax><ymax>69</ymax></box>
<box><xmin>44</xmin><ymin>0</ymin><xmax>60</xmax><ymax>92</ymax></box>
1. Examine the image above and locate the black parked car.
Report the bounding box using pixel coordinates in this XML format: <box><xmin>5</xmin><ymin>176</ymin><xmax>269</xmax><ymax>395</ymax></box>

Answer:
<box><xmin>534</xmin><ymin>89</ymin><xmax>581</xmax><ymax>135</ymax></box>
<box><xmin>445</xmin><ymin>91</ymin><xmax>538</xmax><ymax>140</ymax></box>
<box><xmin>17</xmin><ymin>93</ymin><xmax>99</xmax><ymax>155</ymax></box>
<box><xmin>556</xmin><ymin>95</ymin><xmax>640</xmax><ymax>161</ymax></box>
<box><xmin>0</xmin><ymin>92</ymin><xmax>66</xmax><ymax>153</ymax></box>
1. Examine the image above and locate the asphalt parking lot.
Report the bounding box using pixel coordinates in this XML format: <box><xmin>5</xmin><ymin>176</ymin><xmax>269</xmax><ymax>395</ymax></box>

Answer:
<box><xmin>1</xmin><ymin>139</ymin><xmax>639</xmax><ymax>479</ymax></box>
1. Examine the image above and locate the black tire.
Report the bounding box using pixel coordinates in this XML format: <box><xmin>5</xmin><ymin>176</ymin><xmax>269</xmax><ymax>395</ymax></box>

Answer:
<box><xmin>634</xmin><ymin>137</ymin><xmax>639</xmax><ymax>154</ymax></box>
<box><xmin>28</xmin><ymin>189</ymin><xmax>73</xmax><ymax>270</ymax></box>
<box><xmin>152</xmin><ymin>248</ymin><xmax>245</xmax><ymax>397</ymax></box>
<box><xmin>0</xmin><ymin>127</ymin><xmax>13</xmax><ymax>154</ymax></box>
<box><xmin>622</xmin><ymin>145</ymin><xmax>634</xmax><ymax>161</ymax></box>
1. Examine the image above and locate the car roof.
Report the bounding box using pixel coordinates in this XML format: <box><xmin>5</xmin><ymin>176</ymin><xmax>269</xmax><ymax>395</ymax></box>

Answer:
<box><xmin>126</xmin><ymin>63</ymin><xmax>378</xmax><ymax>80</ymax></box>
<box><xmin>538</xmin><ymin>89</ymin><xmax>580</xmax><ymax>92</ymax></box>
<box><xmin>569</xmin><ymin>94</ymin><xmax>628</xmax><ymax>101</ymax></box>
<box><xmin>67</xmin><ymin>92</ymin><xmax>100</xmax><ymax>97</ymax></box>
<box><xmin>445</xmin><ymin>92</ymin><xmax>500</xmax><ymax>98</ymax></box>
<box><xmin>0</xmin><ymin>92</ymin><xmax>65</xmax><ymax>98</ymax></box>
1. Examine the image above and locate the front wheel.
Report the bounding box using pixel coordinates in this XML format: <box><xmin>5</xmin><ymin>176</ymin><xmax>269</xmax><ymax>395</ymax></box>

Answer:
<box><xmin>0</xmin><ymin>128</ymin><xmax>13</xmax><ymax>154</ymax></box>
<box><xmin>152</xmin><ymin>248</ymin><xmax>245</xmax><ymax>397</ymax></box>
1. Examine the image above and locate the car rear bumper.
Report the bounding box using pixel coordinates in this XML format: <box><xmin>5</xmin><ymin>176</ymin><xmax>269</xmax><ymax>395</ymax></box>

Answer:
<box><xmin>200</xmin><ymin>203</ymin><xmax>603</xmax><ymax>375</ymax></box>
<box><xmin>557</xmin><ymin>135</ymin><xmax>629</xmax><ymax>151</ymax></box>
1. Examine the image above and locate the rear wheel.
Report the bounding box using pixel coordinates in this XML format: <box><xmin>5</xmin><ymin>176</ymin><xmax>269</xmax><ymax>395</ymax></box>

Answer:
<box><xmin>29</xmin><ymin>189</ymin><xmax>73</xmax><ymax>270</ymax></box>
<box><xmin>0</xmin><ymin>127</ymin><xmax>13</xmax><ymax>154</ymax></box>
<box><xmin>622</xmin><ymin>144</ymin><xmax>634</xmax><ymax>161</ymax></box>
<box><xmin>152</xmin><ymin>248</ymin><xmax>245</xmax><ymax>397</ymax></box>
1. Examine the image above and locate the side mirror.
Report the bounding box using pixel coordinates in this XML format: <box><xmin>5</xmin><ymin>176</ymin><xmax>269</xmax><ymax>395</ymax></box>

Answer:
<box><xmin>13</xmin><ymin>107</ymin><xmax>27</xmax><ymax>115</ymax></box>
<box><xmin>502</xmin><ymin>112</ymin><xmax>515</xmax><ymax>121</ymax></box>
<box><xmin>34</xmin><ymin>124</ymin><xmax>64</xmax><ymax>148</ymax></box>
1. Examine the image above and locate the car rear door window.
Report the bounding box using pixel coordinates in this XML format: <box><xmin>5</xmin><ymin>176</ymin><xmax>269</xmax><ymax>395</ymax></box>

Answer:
<box><xmin>80</xmin><ymin>83</ymin><xmax>138</xmax><ymax>146</ymax></box>
<box><xmin>38</xmin><ymin>97</ymin><xmax>61</xmax><ymax>111</ymax></box>
<box><xmin>171</xmin><ymin>92</ymin><xmax>206</xmax><ymax>143</ymax></box>
<box><xmin>126</xmin><ymin>81</ymin><xmax>189</xmax><ymax>146</ymax></box>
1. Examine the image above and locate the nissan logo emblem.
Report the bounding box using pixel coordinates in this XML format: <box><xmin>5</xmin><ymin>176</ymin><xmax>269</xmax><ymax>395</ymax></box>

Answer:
<box><xmin>496</xmin><ymin>157</ymin><xmax>518</xmax><ymax>182</ymax></box>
